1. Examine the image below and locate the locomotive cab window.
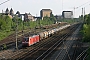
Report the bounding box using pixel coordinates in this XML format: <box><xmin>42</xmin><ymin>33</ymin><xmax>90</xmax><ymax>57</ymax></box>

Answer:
<box><xmin>24</xmin><ymin>37</ymin><xmax>29</xmax><ymax>42</ymax></box>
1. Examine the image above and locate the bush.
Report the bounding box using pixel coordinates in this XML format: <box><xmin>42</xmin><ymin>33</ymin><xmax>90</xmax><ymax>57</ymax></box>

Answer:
<box><xmin>86</xmin><ymin>48</ymin><xmax>90</xmax><ymax>60</ymax></box>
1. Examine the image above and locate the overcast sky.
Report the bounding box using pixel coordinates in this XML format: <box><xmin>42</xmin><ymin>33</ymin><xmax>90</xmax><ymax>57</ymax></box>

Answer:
<box><xmin>0</xmin><ymin>0</ymin><xmax>90</xmax><ymax>18</ymax></box>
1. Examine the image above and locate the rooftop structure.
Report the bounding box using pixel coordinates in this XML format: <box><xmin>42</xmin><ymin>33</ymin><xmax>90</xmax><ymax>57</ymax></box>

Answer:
<box><xmin>40</xmin><ymin>9</ymin><xmax>52</xmax><ymax>20</ymax></box>
<box><xmin>62</xmin><ymin>11</ymin><xmax>73</xmax><ymax>19</ymax></box>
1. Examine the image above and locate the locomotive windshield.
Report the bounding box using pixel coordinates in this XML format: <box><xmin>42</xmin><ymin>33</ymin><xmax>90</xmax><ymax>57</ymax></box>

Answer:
<box><xmin>24</xmin><ymin>37</ymin><xmax>29</xmax><ymax>42</ymax></box>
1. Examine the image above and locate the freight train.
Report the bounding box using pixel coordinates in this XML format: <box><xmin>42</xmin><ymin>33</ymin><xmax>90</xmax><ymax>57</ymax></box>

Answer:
<box><xmin>22</xmin><ymin>24</ymin><xmax>70</xmax><ymax>46</ymax></box>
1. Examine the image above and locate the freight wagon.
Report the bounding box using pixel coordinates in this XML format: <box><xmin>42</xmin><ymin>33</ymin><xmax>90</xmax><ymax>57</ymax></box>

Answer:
<box><xmin>22</xmin><ymin>24</ymin><xmax>70</xmax><ymax>47</ymax></box>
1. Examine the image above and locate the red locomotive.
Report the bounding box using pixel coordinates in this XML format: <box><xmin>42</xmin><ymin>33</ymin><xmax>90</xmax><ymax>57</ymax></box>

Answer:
<box><xmin>22</xmin><ymin>35</ymin><xmax>40</xmax><ymax>46</ymax></box>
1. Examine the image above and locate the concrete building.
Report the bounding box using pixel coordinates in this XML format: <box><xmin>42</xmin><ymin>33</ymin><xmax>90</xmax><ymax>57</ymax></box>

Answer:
<box><xmin>40</xmin><ymin>9</ymin><xmax>52</xmax><ymax>20</ymax></box>
<box><xmin>24</xmin><ymin>13</ymin><xmax>35</xmax><ymax>21</ymax></box>
<box><xmin>62</xmin><ymin>11</ymin><xmax>73</xmax><ymax>19</ymax></box>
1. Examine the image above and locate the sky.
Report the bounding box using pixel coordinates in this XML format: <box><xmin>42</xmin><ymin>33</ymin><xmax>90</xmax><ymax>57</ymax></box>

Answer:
<box><xmin>0</xmin><ymin>0</ymin><xmax>90</xmax><ymax>18</ymax></box>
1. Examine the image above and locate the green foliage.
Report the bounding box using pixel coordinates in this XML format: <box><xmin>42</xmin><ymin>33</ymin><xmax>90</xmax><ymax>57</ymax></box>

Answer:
<box><xmin>81</xmin><ymin>14</ymin><xmax>90</xmax><ymax>60</ymax></box>
<box><xmin>0</xmin><ymin>14</ymin><xmax>56</xmax><ymax>41</ymax></box>
<box><xmin>29</xmin><ymin>21</ymin><xmax>36</xmax><ymax>28</ymax></box>
<box><xmin>24</xmin><ymin>15</ymin><xmax>56</xmax><ymax>29</ymax></box>
<box><xmin>0</xmin><ymin>30</ymin><xmax>13</xmax><ymax>41</ymax></box>
<box><xmin>50</xmin><ymin>14</ymin><xmax>56</xmax><ymax>23</ymax></box>
<box><xmin>82</xmin><ymin>14</ymin><xmax>90</xmax><ymax>60</ymax></box>
<box><xmin>60</xmin><ymin>19</ymin><xmax>77</xmax><ymax>24</ymax></box>
<box><xmin>86</xmin><ymin>14</ymin><xmax>90</xmax><ymax>24</ymax></box>
<box><xmin>0</xmin><ymin>15</ymin><xmax>13</xmax><ymax>40</ymax></box>
<box><xmin>86</xmin><ymin>48</ymin><xmax>90</xmax><ymax>60</ymax></box>
<box><xmin>82</xmin><ymin>14</ymin><xmax>90</xmax><ymax>42</ymax></box>
<box><xmin>82</xmin><ymin>24</ymin><xmax>90</xmax><ymax>42</ymax></box>
<box><xmin>0</xmin><ymin>15</ymin><xmax>12</xmax><ymax>31</ymax></box>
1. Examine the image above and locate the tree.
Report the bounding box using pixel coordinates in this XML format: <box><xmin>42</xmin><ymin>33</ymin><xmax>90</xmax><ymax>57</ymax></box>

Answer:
<box><xmin>5</xmin><ymin>16</ymin><xmax>12</xmax><ymax>31</ymax></box>
<box><xmin>50</xmin><ymin>14</ymin><xmax>56</xmax><ymax>24</ymax></box>
<box><xmin>0</xmin><ymin>15</ymin><xmax>12</xmax><ymax>31</ymax></box>
<box><xmin>83</xmin><ymin>24</ymin><xmax>90</xmax><ymax>42</ymax></box>
<box><xmin>82</xmin><ymin>14</ymin><xmax>90</xmax><ymax>42</ymax></box>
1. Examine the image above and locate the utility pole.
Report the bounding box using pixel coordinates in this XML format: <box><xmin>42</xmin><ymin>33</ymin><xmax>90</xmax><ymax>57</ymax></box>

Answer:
<box><xmin>74</xmin><ymin>7</ymin><xmax>75</xmax><ymax>22</ymax></box>
<box><xmin>62</xmin><ymin>0</ymin><xmax>63</xmax><ymax>22</ymax></box>
<box><xmin>35</xmin><ymin>14</ymin><xmax>37</xmax><ymax>34</ymax></box>
<box><xmin>62</xmin><ymin>0</ymin><xmax>63</xmax><ymax>11</ymax></box>
<box><xmin>36</xmin><ymin>14</ymin><xmax>37</xmax><ymax>27</ymax></box>
<box><xmin>21</xmin><ymin>15</ymin><xmax>24</xmax><ymax>37</ymax></box>
<box><xmin>73</xmin><ymin>7</ymin><xmax>78</xmax><ymax>22</ymax></box>
<box><xmin>82</xmin><ymin>8</ymin><xmax>84</xmax><ymax>21</ymax></box>
<box><xmin>16</xmin><ymin>23</ymin><xmax>18</xmax><ymax>50</ymax></box>
<box><xmin>84</xmin><ymin>7</ymin><xmax>85</xmax><ymax>23</ymax></box>
<box><xmin>15</xmin><ymin>15</ymin><xmax>18</xmax><ymax>50</ymax></box>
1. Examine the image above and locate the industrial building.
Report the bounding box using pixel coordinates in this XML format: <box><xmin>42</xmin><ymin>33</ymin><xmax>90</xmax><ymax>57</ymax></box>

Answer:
<box><xmin>40</xmin><ymin>9</ymin><xmax>52</xmax><ymax>20</ymax></box>
<box><xmin>62</xmin><ymin>11</ymin><xmax>73</xmax><ymax>19</ymax></box>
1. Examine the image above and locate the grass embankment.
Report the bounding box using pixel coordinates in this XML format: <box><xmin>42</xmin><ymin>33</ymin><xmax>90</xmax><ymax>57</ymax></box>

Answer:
<box><xmin>0</xmin><ymin>31</ymin><xmax>14</xmax><ymax>41</ymax></box>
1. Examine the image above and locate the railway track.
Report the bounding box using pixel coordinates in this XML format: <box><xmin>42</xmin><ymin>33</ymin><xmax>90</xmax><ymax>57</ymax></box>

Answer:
<box><xmin>66</xmin><ymin>23</ymin><xmax>90</xmax><ymax>60</ymax></box>
<box><xmin>76</xmin><ymin>47</ymin><xmax>90</xmax><ymax>60</ymax></box>
<box><xmin>53</xmin><ymin>24</ymin><xmax>82</xmax><ymax>60</ymax></box>
<box><xmin>14</xmin><ymin>23</ymin><xmax>80</xmax><ymax>60</ymax></box>
<box><xmin>0</xmin><ymin>22</ymin><xmax>66</xmax><ymax>50</ymax></box>
<box><xmin>36</xmin><ymin>33</ymin><xmax>69</xmax><ymax>60</ymax></box>
<box><xmin>8</xmin><ymin>28</ymin><xmax>69</xmax><ymax>59</ymax></box>
<box><xmin>2</xmin><ymin>23</ymin><xmax>73</xmax><ymax>59</ymax></box>
<box><xmin>0</xmin><ymin>24</ymin><xmax>59</xmax><ymax>51</ymax></box>
<box><xmin>0</xmin><ymin>23</ymin><xmax>80</xmax><ymax>59</ymax></box>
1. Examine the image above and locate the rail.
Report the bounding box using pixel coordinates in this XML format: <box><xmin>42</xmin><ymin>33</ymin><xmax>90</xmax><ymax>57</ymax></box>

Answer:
<box><xmin>21</xmin><ymin>23</ymin><xmax>79</xmax><ymax>60</ymax></box>
<box><xmin>76</xmin><ymin>47</ymin><xmax>90</xmax><ymax>60</ymax></box>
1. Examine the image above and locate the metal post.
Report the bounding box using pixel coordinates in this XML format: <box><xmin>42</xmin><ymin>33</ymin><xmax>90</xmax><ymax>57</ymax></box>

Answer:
<box><xmin>62</xmin><ymin>0</ymin><xmax>63</xmax><ymax>11</ymax></box>
<box><xmin>82</xmin><ymin>8</ymin><xmax>84</xmax><ymax>21</ymax></box>
<box><xmin>15</xmin><ymin>16</ymin><xmax>18</xmax><ymax>50</ymax></box>
<box><xmin>74</xmin><ymin>7</ymin><xmax>75</xmax><ymax>22</ymax></box>
<box><xmin>21</xmin><ymin>15</ymin><xmax>24</xmax><ymax>37</ymax></box>
<box><xmin>62</xmin><ymin>0</ymin><xmax>63</xmax><ymax>22</ymax></box>
<box><xmin>38</xmin><ymin>17</ymin><xmax>41</xmax><ymax>28</ymax></box>
<box><xmin>15</xmin><ymin>15</ymin><xmax>18</xmax><ymax>50</ymax></box>
<box><xmin>84</xmin><ymin>7</ymin><xmax>85</xmax><ymax>23</ymax></box>
<box><xmin>23</xmin><ymin>20</ymin><xmax>24</xmax><ymax>36</ymax></box>
<box><xmin>73</xmin><ymin>7</ymin><xmax>78</xmax><ymax>22</ymax></box>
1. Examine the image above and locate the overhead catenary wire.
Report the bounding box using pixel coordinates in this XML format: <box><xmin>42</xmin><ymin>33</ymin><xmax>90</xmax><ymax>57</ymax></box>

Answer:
<box><xmin>72</xmin><ymin>1</ymin><xmax>90</xmax><ymax>18</ymax></box>
<box><xmin>0</xmin><ymin>0</ymin><xmax>10</xmax><ymax>6</ymax></box>
<box><xmin>76</xmin><ymin>0</ymin><xmax>90</xmax><ymax>9</ymax></box>
<box><xmin>74</xmin><ymin>1</ymin><xmax>90</xmax><ymax>11</ymax></box>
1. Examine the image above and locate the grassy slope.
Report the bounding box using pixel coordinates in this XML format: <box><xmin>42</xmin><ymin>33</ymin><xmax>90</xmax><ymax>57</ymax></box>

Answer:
<box><xmin>0</xmin><ymin>31</ymin><xmax>14</xmax><ymax>41</ymax></box>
